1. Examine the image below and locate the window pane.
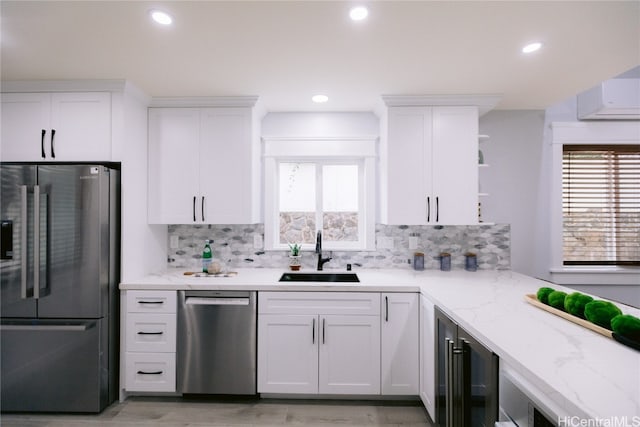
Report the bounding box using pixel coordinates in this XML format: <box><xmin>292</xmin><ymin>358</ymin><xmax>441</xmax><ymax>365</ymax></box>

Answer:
<box><xmin>323</xmin><ymin>165</ymin><xmax>358</xmax><ymax>242</ymax></box>
<box><xmin>279</xmin><ymin>163</ymin><xmax>316</xmax><ymax>244</ymax></box>
<box><xmin>562</xmin><ymin>145</ymin><xmax>640</xmax><ymax>266</ymax></box>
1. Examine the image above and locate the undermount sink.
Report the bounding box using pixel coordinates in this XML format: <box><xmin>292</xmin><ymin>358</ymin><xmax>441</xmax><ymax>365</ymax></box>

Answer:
<box><xmin>279</xmin><ymin>273</ymin><xmax>360</xmax><ymax>283</ymax></box>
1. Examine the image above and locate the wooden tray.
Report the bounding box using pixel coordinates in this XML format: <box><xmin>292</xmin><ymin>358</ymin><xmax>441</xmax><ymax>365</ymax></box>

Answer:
<box><xmin>524</xmin><ymin>294</ymin><xmax>613</xmax><ymax>339</ymax></box>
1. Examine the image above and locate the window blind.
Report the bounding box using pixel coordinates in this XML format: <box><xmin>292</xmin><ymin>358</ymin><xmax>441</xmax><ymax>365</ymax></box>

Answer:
<box><xmin>562</xmin><ymin>145</ymin><xmax>640</xmax><ymax>266</ymax></box>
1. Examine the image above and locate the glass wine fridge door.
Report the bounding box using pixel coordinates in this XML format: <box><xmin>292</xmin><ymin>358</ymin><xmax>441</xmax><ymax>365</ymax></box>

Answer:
<box><xmin>435</xmin><ymin>307</ymin><xmax>498</xmax><ymax>427</ymax></box>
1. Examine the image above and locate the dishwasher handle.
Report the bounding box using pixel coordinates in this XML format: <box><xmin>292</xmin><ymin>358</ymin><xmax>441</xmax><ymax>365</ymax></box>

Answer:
<box><xmin>185</xmin><ymin>297</ymin><xmax>249</xmax><ymax>306</ymax></box>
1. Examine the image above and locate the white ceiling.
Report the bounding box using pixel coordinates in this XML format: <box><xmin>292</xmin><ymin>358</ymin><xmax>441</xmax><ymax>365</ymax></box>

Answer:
<box><xmin>2</xmin><ymin>1</ymin><xmax>639</xmax><ymax>112</ymax></box>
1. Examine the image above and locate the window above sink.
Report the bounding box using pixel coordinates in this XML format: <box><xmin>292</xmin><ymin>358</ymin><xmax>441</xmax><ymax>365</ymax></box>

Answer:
<box><xmin>263</xmin><ymin>137</ymin><xmax>377</xmax><ymax>252</ymax></box>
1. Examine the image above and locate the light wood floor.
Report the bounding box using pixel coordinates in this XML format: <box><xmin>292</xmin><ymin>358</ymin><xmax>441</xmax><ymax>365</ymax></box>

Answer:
<box><xmin>1</xmin><ymin>397</ymin><xmax>435</xmax><ymax>427</ymax></box>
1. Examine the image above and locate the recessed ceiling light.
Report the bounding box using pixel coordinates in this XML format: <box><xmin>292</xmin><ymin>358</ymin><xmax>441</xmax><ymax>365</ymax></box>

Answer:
<box><xmin>349</xmin><ymin>6</ymin><xmax>369</xmax><ymax>21</ymax></box>
<box><xmin>522</xmin><ymin>42</ymin><xmax>543</xmax><ymax>54</ymax></box>
<box><xmin>312</xmin><ymin>95</ymin><xmax>329</xmax><ymax>103</ymax></box>
<box><xmin>150</xmin><ymin>10</ymin><xmax>173</xmax><ymax>26</ymax></box>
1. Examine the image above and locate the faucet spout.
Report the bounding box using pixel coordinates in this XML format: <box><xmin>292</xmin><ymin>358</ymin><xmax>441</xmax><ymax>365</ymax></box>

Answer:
<box><xmin>315</xmin><ymin>231</ymin><xmax>331</xmax><ymax>270</ymax></box>
<box><xmin>315</xmin><ymin>230</ymin><xmax>322</xmax><ymax>254</ymax></box>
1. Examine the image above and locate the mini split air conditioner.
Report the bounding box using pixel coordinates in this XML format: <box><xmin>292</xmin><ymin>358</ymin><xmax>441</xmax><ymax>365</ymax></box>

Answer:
<box><xmin>577</xmin><ymin>78</ymin><xmax>640</xmax><ymax>120</ymax></box>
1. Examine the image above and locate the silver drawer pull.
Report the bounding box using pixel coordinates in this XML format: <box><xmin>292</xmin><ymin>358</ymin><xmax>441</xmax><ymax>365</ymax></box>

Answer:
<box><xmin>137</xmin><ymin>331</ymin><xmax>163</xmax><ymax>335</ymax></box>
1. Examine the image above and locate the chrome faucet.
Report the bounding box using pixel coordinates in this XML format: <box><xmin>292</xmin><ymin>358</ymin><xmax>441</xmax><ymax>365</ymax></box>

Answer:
<box><xmin>315</xmin><ymin>231</ymin><xmax>332</xmax><ymax>271</ymax></box>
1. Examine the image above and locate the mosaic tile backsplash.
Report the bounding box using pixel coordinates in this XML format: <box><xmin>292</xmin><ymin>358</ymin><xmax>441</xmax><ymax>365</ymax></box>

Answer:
<box><xmin>167</xmin><ymin>223</ymin><xmax>511</xmax><ymax>271</ymax></box>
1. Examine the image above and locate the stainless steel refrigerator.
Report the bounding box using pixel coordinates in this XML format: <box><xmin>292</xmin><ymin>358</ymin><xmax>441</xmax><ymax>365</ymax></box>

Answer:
<box><xmin>0</xmin><ymin>164</ymin><xmax>120</xmax><ymax>413</ymax></box>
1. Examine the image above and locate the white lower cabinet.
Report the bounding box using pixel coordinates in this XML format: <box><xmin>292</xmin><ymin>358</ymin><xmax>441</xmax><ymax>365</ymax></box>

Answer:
<box><xmin>258</xmin><ymin>314</ymin><xmax>319</xmax><ymax>393</ymax></box>
<box><xmin>258</xmin><ymin>292</ymin><xmax>380</xmax><ymax>395</ymax></box>
<box><xmin>318</xmin><ymin>314</ymin><xmax>380</xmax><ymax>394</ymax></box>
<box><xmin>125</xmin><ymin>353</ymin><xmax>176</xmax><ymax>393</ymax></box>
<box><xmin>381</xmin><ymin>293</ymin><xmax>419</xmax><ymax>395</ymax></box>
<box><xmin>419</xmin><ymin>294</ymin><xmax>436</xmax><ymax>421</ymax></box>
<box><xmin>123</xmin><ymin>290</ymin><xmax>177</xmax><ymax>393</ymax></box>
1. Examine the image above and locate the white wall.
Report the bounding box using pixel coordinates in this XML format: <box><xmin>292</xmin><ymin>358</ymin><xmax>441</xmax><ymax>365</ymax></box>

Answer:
<box><xmin>480</xmin><ymin>102</ymin><xmax>640</xmax><ymax>308</ymax></box>
<box><xmin>262</xmin><ymin>112</ymin><xmax>379</xmax><ymax>137</ymax></box>
<box><xmin>479</xmin><ymin>110</ymin><xmax>545</xmax><ymax>278</ymax></box>
<box><xmin>117</xmin><ymin>84</ymin><xmax>167</xmax><ymax>280</ymax></box>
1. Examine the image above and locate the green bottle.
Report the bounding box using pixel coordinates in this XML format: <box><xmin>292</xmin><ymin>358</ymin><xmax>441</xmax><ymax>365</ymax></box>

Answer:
<box><xmin>202</xmin><ymin>239</ymin><xmax>212</xmax><ymax>273</ymax></box>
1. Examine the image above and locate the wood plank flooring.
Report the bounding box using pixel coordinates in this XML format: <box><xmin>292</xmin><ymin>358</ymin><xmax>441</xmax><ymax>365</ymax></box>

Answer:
<box><xmin>1</xmin><ymin>397</ymin><xmax>435</xmax><ymax>427</ymax></box>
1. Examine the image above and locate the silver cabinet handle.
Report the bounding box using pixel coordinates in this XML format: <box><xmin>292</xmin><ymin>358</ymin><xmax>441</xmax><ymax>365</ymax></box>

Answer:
<box><xmin>436</xmin><ymin>196</ymin><xmax>439</xmax><ymax>223</ymax></box>
<box><xmin>193</xmin><ymin>196</ymin><xmax>197</xmax><ymax>222</ymax></box>
<box><xmin>33</xmin><ymin>185</ymin><xmax>40</xmax><ymax>299</ymax></box>
<box><xmin>201</xmin><ymin>196</ymin><xmax>205</xmax><ymax>222</ymax></box>
<box><xmin>137</xmin><ymin>331</ymin><xmax>163</xmax><ymax>335</ymax></box>
<box><xmin>312</xmin><ymin>318</ymin><xmax>315</xmax><ymax>344</ymax></box>
<box><xmin>20</xmin><ymin>186</ymin><xmax>27</xmax><ymax>299</ymax></box>
<box><xmin>137</xmin><ymin>370</ymin><xmax>163</xmax><ymax>375</ymax></box>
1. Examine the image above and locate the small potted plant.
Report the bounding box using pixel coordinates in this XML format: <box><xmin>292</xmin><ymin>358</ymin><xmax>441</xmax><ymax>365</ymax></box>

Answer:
<box><xmin>288</xmin><ymin>243</ymin><xmax>302</xmax><ymax>271</ymax></box>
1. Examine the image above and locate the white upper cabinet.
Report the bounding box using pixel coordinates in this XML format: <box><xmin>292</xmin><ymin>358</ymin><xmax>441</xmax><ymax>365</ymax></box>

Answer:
<box><xmin>148</xmin><ymin>108</ymin><xmax>201</xmax><ymax>224</ymax></box>
<box><xmin>381</xmin><ymin>102</ymin><xmax>481</xmax><ymax>225</ymax></box>
<box><xmin>431</xmin><ymin>106</ymin><xmax>479</xmax><ymax>224</ymax></box>
<box><xmin>1</xmin><ymin>92</ymin><xmax>112</xmax><ymax>161</ymax></box>
<box><xmin>148</xmin><ymin>101</ymin><xmax>260</xmax><ymax>224</ymax></box>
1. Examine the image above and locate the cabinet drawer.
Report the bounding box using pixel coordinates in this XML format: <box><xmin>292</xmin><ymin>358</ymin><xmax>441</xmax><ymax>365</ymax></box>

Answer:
<box><xmin>126</xmin><ymin>291</ymin><xmax>176</xmax><ymax>314</ymax></box>
<box><xmin>126</xmin><ymin>313</ymin><xmax>176</xmax><ymax>353</ymax></box>
<box><xmin>259</xmin><ymin>292</ymin><xmax>380</xmax><ymax>315</ymax></box>
<box><xmin>124</xmin><ymin>352</ymin><xmax>176</xmax><ymax>392</ymax></box>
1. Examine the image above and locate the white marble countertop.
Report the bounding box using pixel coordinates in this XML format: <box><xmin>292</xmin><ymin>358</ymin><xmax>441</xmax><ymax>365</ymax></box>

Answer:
<box><xmin>120</xmin><ymin>267</ymin><xmax>640</xmax><ymax>420</ymax></box>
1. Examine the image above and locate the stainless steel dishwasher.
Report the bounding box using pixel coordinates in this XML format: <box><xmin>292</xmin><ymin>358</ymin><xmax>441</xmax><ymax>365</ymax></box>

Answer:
<box><xmin>177</xmin><ymin>290</ymin><xmax>257</xmax><ymax>395</ymax></box>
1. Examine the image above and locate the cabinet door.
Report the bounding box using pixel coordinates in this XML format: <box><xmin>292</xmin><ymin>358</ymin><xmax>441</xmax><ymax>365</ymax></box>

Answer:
<box><xmin>200</xmin><ymin>107</ymin><xmax>254</xmax><ymax>224</ymax></box>
<box><xmin>257</xmin><ymin>314</ymin><xmax>318</xmax><ymax>394</ymax></box>
<box><xmin>1</xmin><ymin>93</ymin><xmax>51</xmax><ymax>161</ymax></box>
<box><xmin>420</xmin><ymin>295</ymin><xmax>436</xmax><ymax>421</ymax></box>
<box><xmin>148</xmin><ymin>108</ymin><xmax>201</xmax><ymax>224</ymax></box>
<box><xmin>381</xmin><ymin>293</ymin><xmax>419</xmax><ymax>395</ymax></box>
<box><xmin>431</xmin><ymin>107</ymin><xmax>478</xmax><ymax>224</ymax></box>
<box><xmin>386</xmin><ymin>107</ymin><xmax>433</xmax><ymax>225</ymax></box>
<box><xmin>318</xmin><ymin>315</ymin><xmax>380</xmax><ymax>395</ymax></box>
<box><xmin>49</xmin><ymin>92</ymin><xmax>111</xmax><ymax>161</ymax></box>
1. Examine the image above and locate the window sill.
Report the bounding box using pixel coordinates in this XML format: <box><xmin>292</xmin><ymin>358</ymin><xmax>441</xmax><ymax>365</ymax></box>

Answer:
<box><xmin>549</xmin><ymin>266</ymin><xmax>639</xmax><ymax>286</ymax></box>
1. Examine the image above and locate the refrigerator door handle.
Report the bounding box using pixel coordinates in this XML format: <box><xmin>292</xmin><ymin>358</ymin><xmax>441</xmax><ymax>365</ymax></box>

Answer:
<box><xmin>0</xmin><ymin>320</ymin><xmax>96</xmax><ymax>332</ymax></box>
<box><xmin>33</xmin><ymin>185</ymin><xmax>40</xmax><ymax>299</ymax></box>
<box><xmin>20</xmin><ymin>185</ymin><xmax>28</xmax><ymax>299</ymax></box>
